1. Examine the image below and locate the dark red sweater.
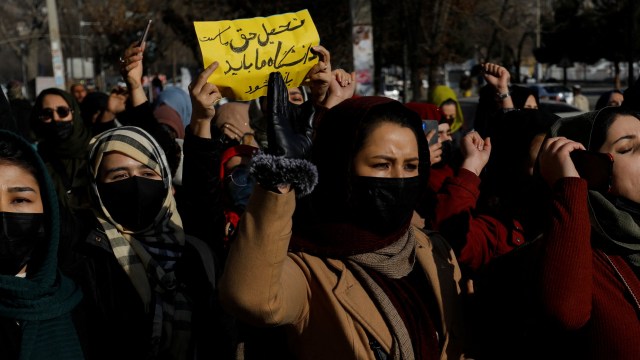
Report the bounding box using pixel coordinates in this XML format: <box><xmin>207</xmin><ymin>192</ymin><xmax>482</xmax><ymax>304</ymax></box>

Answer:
<box><xmin>541</xmin><ymin>177</ymin><xmax>640</xmax><ymax>359</ymax></box>
<box><xmin>434</xmin><ymin>168</ymin><xmax>526</xmax><ymax>272</ymax></box>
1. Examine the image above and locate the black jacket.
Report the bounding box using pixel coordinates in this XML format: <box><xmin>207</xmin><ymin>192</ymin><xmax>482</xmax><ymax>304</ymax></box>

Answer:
<box><xmin>60</xmin><ymin>213</ymin><xmax>235</xmax><ymax>360</ymax></box>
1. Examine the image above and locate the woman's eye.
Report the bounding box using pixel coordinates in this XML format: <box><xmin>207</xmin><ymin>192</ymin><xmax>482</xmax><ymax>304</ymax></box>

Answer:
<box><xmin>11</xmin><ymin>197</ymin><xmax>31</xmax><ymax>205</ymax></box>
<box><xmin>618</xmin><ymin>148</ymin><xmax>632</xmax><ymax>154</ymax></box>
<box><xmin>373</xmin><ymin>163</ymin><xmax>390</xmax><ymax>169</ymax></box>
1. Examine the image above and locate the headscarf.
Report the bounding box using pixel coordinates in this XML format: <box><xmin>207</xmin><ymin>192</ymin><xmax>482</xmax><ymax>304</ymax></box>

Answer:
<box><xmin>474</xmin><ymin>84</ymin><xmax>540</xmax><ymax>138</ymax></box>
<box><xmin>0</xmin><ymin>130</ymin><xmax>83</xmax><ymax>359</ymax></box>
<box><xmin>595</xmin><ymin>89</ymin><xmax>624</xmax><ymax>110</ymax></box>
<box><xmin>404</xmin><ymin>102</ymin><xmax>444</xmax><ymax>122</ymax></box>
<box><xmin>87</xmin><ymin>126</ymin><xmax>191</xmax><ymax>358</ymax></box>
<box><xmin>510</xmin><ymin>85</ymin><xmax>539</xmax><ymax>109</ymax></box>
<box><xmin>483</xmin><ymin>109</ymin><xmax>559</xmax><ymax>238</ymax></box>
<box><xmin>547</xmin><ymin>107</ymin><xmax>640</xmax><ymax>269</ymax></box>
<box><xmin>29</xmin><ymin>88</ymin><xmax>93</xmax><ymax>211</ymax></box>
<box><xmin>154</xmin><ymin>87</ymin><xmax>192</xmax><ymax>131</ymax></box>
<box><xmin>154</xmin><ymin>104</ymin><xmax>185</xmax><ymax>139</ymax></box>
<box><xmin>30</xmin><ymin>88</ymin><xmax>91</xmax><ymax>158</ymax></box>
<box><xmin>427</xmin><ymin>85</ymin><xmax>464</xmax><ymax>133</ymax></box>
<box><xmin>291</xmin><ymin>96</ymin><xmax>430</xmax><ymax>256</ymax></box>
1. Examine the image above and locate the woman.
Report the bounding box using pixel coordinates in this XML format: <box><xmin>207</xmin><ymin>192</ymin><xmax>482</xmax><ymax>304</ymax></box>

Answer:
<box><xmin>474</xmin><ymin>63</ymin><xmax>540</xmax><ymax>138</ymax></box>
<box><xmin>219</xmin><ymin>92</ymin><xmax>466</xmax><ymax>359</ymax></box>
<box><xmin>0</xmin><ymin>130</ymin><xmax>84</xmax><ymax>359</ymax></box>
<box><xmin>65</xmin><ymin>126</ymin><xmax>228</xmax><ymax>360</ymax></box>
<box><xmin>29</xmin><ymin>88</ymin><xmax>92</xmax><ymax>212</ymax></box>
<box><xmin>533</xmin><ymin>106</ymin><xmax>640</xmax><ymax>358</ymax></box>
<box><xmin>595</xmin><ymin>89</ymin><xmax>624</xmax><ymax>110</ymax></box>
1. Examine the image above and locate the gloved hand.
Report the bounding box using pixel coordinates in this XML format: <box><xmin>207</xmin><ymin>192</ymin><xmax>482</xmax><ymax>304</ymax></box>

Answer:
<box><xmin>266</xmin><ymin>72</ymin><xmax>314</xmax><ymax>159</ymax></box>
<box><xmin>249</xmin><ymin>72</ymin><xmax>318</xmax><ymax>197</ymax></box>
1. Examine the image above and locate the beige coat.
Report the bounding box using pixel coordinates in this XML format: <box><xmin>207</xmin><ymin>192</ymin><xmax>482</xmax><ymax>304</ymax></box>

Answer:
<box><xmin>219</xmin><ymin>187</ymin><xmax>467</xmax><ymax>359</ymax></box>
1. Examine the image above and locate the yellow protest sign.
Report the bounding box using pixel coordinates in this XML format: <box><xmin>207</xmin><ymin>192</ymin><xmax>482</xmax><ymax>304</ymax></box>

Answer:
<box><xmin>194</xmin><ymin>9</ymin><xmax>320</xmax><ymax>101</ymax></box>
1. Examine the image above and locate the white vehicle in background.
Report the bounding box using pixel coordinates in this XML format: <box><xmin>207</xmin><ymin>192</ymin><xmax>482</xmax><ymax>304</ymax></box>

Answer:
<box><xmin>527</xmin><ymin>83</ymin><xmax>574</xmax><ymax>105</ymax></box>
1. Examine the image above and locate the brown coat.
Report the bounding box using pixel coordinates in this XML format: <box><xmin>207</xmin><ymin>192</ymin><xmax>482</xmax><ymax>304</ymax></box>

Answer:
<box><xmin>219</xmin><ymin>187</ymin><xmax>467</xmax><ymax>359</ymax></box>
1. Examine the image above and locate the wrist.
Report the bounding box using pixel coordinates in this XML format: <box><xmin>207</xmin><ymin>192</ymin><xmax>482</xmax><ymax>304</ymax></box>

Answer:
<box><xmin>496</xmin><ymin>91</ymin><xmax>510</xmax><ymax>100</ymax></box>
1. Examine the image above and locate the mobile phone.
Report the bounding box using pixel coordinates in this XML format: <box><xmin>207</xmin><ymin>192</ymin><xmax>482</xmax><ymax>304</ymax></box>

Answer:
<box><xmin>138</xmin><ymin>20</ymin><xmax>153</xmax><ymax>46</ymax></box>
<box><xmin>569</xmin><ymin>150</ymin><xmax>613</xmax><ymax>193</ymax></box>
<box><xmin>422</xmin><ymin>120</ymin><xmax>439</xmax><ymax>145</ymax></box>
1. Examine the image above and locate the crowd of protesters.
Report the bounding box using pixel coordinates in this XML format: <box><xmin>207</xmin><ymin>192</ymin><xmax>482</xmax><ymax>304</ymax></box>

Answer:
<box><xmin>1</xmin><ymin>17</ymin><xmax>640</xmax><ymax>360</ymax></box>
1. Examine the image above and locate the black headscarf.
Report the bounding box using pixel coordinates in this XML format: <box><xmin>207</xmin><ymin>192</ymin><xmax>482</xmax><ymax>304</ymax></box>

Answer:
<box><xmin>30</xmin><ymin>88</ymin><xmax>91</xmax><ymax>158</ymax></box>
<box><xmin>29</xmin><ymin>88</ymin><xmax>93</xmax><ymax>210</ymax></box>
<box><xmin>595</xmin><ymin>89</ymin><xmax>624</xmax><ymax>110</ymax></box>
<box><xmin>482</xmin><ymin>109</ymin><xmax>559</xmax><ymax>239</ymax></box>
<box><xmin>474</xmin><ymin>84</ymin><xmax>540</xmax><ymax>138</ymax></box>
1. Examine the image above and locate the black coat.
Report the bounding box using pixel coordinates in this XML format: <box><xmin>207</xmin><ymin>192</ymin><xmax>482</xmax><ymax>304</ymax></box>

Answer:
<box><xmin>60</xmin><ymin>213</ymin><xmax>236</xmax><ymax>360</ymax></box>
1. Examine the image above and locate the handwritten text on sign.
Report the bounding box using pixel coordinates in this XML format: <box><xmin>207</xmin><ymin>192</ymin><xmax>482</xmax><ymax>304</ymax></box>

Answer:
<box><xmin>194</xmin><ymin>10</ymin><xmax>320</xmax><ymax>101</ymax></box>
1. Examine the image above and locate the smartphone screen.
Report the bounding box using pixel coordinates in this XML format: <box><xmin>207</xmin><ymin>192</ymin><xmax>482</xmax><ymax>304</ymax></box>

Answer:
<box><xmin>138</xmin><ymin>20</ymin><xmax>152</xmax><ymax>46</ymax></box>
<box><xmin>422</xmin><ymin>120</ymin><xmax>439</xmax><ymax>145</ymax></box>
<box><xmin>570</xmin><ymin>150</ymin><xmax>613</xmax><ymax>192</ymax></box>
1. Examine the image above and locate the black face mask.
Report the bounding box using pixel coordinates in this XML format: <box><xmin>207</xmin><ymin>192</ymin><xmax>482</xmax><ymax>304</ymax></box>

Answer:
<box><xmin>0</xmin><ymin>212</ymin><xmax>45</xmax><ymax>275</ymax></box>
<box><xmin>438</xmin><ymin>140</ymin><xmax>453</xmax><ymax>167</ymax></box>
<box><xmin>349</xmin><ymin>176</ymin><xmax>422</xmax><ymax>235</ymax></box>
<box><xmin>44</xmin><ymin>121</ymin><xmax>74</xmax><ymax>141</ymax></box>
<box><xmin>55</xmin><ymin>121</ymin><xmax>74</xmax><ymax>140</ymax></box>
<box><xmin>224</xmin><ymin>165</ymin><xmax>256</xmax><ymax>213</ymax></box>
<box><xmin>97</xmin><ymin>176</ymin><xmax>166</xmax><ymax>232</ymax></box>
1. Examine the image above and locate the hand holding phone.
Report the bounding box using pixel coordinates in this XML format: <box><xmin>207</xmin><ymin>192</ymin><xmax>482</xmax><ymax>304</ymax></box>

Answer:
<box><xmin>570</xmin><ymin>150</ymin><xmax>613</xmax><ymax>193</ymax></box>
<box><xmin>422</xmin><ymin>120</ymin><xmax>439</xmax><ymax>145</ymax></box>
<box><xmin>138</xmin><ymin>20</ymin><xmax>152</xmax><ymax>46</ymax></box>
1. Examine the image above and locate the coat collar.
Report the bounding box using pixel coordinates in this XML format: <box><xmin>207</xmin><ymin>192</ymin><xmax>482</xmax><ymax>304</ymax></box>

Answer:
<box><xmin>322</xmin><ymin>228</ymin><xmax>450</xmax><ymax>353</ymax></box>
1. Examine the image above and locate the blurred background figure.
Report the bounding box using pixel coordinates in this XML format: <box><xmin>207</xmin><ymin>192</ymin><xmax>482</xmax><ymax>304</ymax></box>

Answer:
<box><xmin>595</xmin><ymin>89</ymin><xmax>624</xmax><ymax>110</ymax></box>
<box><xmin>571</xmin><ymin>85</ymin><xmax>590</xmax><ymax>112</ymax></box>
<box><xmin>69</xmin><ymin>83</ymin><xmax>87</xmax><ymax>105</ymax></box>
<box><xmin>5</xmin><ymin>80</ymin><xmax>34</xmax><ymax>143</ymax></box>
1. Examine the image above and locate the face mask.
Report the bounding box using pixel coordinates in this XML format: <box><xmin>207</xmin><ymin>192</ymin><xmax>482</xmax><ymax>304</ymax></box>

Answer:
<box><xmin>55</xmin><ymin>121</ymin><xmax>74</xmax><ymax>140</ymax></box>
<box><xmin>349</xmin><ymin>176</ymin><xmax>422</xmax><ymax>235</ymax></box>
<box><xmin>0</xmin><ymin>212</ymin><xmax>45</xmax><ymax>275</ymax></box>
<box><xmin>438</xmin><ymin>140</ymin><xmax>453</xmax><ymax>166</ymax></box>
<box><xmin>44</xmin><ymin>121</ymin><xmax>74</xmax><ymax>141</ymax></box>
<box><xmin>97</xmin><ymin>176</ymin><xmax>166</xmax><ymax>232</ymax></box>
<box><xmin>224</xmin><ymin>165</ymin><xmax>256</xmax><ymax>212</ymax></box>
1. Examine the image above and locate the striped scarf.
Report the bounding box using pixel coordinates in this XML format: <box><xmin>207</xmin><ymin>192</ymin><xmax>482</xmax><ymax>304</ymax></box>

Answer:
<box><xmin>347</xmin><ymin>227</ymin><xmax>417</xmax><ymax>360</ymax></box>
<box><xmin>88</xmin><ymin>126</ymin><xmax>191</xmax><ymax>359</ymax></box>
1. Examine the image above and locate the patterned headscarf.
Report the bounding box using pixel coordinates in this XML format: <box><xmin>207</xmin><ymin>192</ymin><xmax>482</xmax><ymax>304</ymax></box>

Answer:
<box><xmin>87</xmin><ymin>126</ymin><xmax>191</xmax><ymax>358</ymax></box>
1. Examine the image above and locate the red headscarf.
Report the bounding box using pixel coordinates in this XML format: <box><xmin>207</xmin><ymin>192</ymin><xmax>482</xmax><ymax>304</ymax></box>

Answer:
<box><xmin>219</xmin><ymin>144</ymin><xmax>259</xmax><ymax>181</ymax></box>
<box><xmin>404</xmin><ymin>102</ymin><xmax>450</xmax><ymax>124</ymax></box>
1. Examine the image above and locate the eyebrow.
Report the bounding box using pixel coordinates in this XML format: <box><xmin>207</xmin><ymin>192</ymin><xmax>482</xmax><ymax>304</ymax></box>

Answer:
<box><xmin>371</xmin><ymin>155</ymin><xmax>420</xmax><ymax>162</ymax></box>
<box><xmin>612</xmin><ymin>134</ymin><xmax>636</xmax><ymax>145</ymax></box>
<box><xmin>102</xmin><ymin>166</ymin><xmax>130</xmax><ymax>176</ymax></box>
<box><xmin>103</xmin><ymin>164</ymin><xmax>157</xmax><ymax>176</ymax></box>
<box><xmin>8</xmin><ymin>186</ymin><xmax>37</xmax><ymax>193</ymax></box>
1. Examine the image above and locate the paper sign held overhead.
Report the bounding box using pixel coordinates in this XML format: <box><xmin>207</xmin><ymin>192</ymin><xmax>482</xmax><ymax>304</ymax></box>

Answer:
<box><xmin>194</xmin><ymin>9</ymin><xmax>320</xmax><ymax>101</ymax></box>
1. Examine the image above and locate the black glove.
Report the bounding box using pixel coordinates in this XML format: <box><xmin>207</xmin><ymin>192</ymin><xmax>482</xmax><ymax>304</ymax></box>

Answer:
<box><xmin>266</xmin><ymin>72</ymin><xmax>314</xmax><ymax>159</ymax></box>
<box><xmin>249</xmin><ymin>72</ymin><xmax>318</xmax><ymax>197</ymax></box>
